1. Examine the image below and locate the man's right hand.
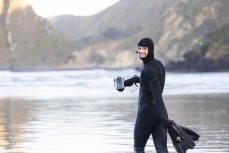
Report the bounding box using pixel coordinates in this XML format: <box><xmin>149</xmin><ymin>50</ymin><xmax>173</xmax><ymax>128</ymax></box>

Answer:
<box><xmin>124</xmin><ymin>75</ymin><xmax>140</xmax><ymax>87</ymax></box>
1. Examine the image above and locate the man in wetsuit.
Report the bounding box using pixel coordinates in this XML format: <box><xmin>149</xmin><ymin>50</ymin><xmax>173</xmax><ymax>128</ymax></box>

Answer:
<box><xmin>124</xmin><ymin>38</ymin><xmax>172</xmax><ymax>153</ymax></box>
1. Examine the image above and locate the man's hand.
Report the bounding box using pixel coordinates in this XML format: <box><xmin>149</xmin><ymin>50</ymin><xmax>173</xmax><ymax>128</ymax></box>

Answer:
<box><xmin>124</xmin><ymin>75</ymin><xmax>140</xmax><ymax>87</ymax></box>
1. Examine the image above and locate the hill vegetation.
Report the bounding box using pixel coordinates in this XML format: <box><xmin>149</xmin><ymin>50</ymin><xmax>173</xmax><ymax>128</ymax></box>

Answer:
<box><xmin>0</xmin><ymin>0</ymin><xmax>229</xmax><ymax>71</ymax></box>
<box><xmin>50</xmin><ymin>0</ymin><xmax>229</xmax><ymax>71</ymax></box>
<box><xmin>0</xmin><ymin>0</ymin><xmax>75</xmax><ymax>71</ymax></box>
<box><xmin>166</xmin><ymin>21</ymin><xmax>229</xmax><ymax>72</ymax></box>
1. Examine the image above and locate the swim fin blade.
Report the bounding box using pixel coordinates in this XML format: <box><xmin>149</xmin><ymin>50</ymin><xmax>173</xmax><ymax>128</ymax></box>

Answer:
<box><xmin>178</xmin><ymin>125</ymin><xmax>200</xmax><ymax>141</ymax></box>
<box><xmin>168</xmin><ymin>121</ymin><xmax>197</xmax><ymax>153</ymax></box>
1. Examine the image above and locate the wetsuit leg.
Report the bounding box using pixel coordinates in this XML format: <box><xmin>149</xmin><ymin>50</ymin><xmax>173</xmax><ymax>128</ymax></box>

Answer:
<box><xmin>134</xmin><ymin>148</ymin><xmax>145</xmax><ymax>153</ymax></box>
<box><xmin>152</xmin><ymin>124</ymin><xmax>168</xmax><ymax>153</ymax></box>
<box><xmin>134</xmin><ymin>103</ymin><xmax>159</xmax><ymax>152</ymax></box>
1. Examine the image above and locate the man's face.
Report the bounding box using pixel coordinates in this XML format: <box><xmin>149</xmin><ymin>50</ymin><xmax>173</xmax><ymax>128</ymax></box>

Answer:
<box><xmin>138</xmin><ymin>46</ymin><xmax>148</xmax><ymax>58</ymax></box>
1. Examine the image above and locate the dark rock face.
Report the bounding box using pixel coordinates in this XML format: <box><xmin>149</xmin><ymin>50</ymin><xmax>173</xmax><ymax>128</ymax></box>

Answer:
<box><xmin>166</xmin><ymin>51</ymin><xmax>229</xmax><ymax>72</ymax></box>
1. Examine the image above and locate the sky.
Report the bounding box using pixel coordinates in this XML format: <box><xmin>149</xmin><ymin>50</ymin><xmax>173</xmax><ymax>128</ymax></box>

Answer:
<box><xmin>27</xmin><ymin>0</ymin><xmax>120</xmax><ymax>18</ymax></box>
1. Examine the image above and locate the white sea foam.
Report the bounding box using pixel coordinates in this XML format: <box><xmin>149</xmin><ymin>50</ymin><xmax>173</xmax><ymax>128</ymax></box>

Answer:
<box><xmin>0</xmin><ymin>69</ymin><xmax>228</xmax><ymax>98</ymax></box>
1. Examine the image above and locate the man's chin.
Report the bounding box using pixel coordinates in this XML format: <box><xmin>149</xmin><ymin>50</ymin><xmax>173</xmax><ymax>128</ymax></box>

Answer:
<box><xmin>139</xmin><ymin>56</ymin><xmax>147</xmax><ymax>59</ymax></box>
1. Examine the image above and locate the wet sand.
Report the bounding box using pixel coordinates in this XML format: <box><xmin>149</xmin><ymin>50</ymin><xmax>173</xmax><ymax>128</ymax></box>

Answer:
<box><xmin>0</xmin><ymin>93</ymin><xmax>228</xmax><ymax>153</ymax></box>
<box><xmin>165</xmin><ymin>94</ymin><xmax>229</xmax><ymax>153</ymax></box>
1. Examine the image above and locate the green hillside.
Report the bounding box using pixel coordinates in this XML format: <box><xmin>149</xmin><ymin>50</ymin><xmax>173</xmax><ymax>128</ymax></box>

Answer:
<box><xmin>0</xmin><ymin>0</ymin><xmax>75</xmax><ymax>71</ymax></box>
<box><xmin>49</xmin><ymin>0</ymin><xmax>229</xmax><ymax>70</ymax></box>
<box><xmin>0</xmin><ymin>0</ymin><xmax>228</xmax><ymax>71</ymax></box>
<box><xmin>166</xmin><ymin>21</ymin><xmax>229</xmax><ymax>72</ymax></box>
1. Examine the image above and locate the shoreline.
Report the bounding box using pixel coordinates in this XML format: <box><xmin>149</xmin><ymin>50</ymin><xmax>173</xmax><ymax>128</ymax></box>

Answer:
<box><xmin>0</xmin><ymin>67</ymin><xmax>138</xmax><ymax>73</ymax></box>
<box><xmin>164</xmin><ymin>92</ymin><xmax>229</xmax><ymax>98</ymax></box>
<box><xmin>1</xmin><ymin>92</ymin><xmax>229</xmax><ymax>100</ymax></box>
<box><xmin>0</xmin><ymin>67</ymin><xmax>229</xmax><ymax>73</ymax></box>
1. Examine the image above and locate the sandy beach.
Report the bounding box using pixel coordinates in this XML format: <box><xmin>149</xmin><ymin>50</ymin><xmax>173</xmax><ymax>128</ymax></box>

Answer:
<box><xmin>0</xmin><ymin>93</ymin><xmax>228</xmax><ymax>153</ymax></box>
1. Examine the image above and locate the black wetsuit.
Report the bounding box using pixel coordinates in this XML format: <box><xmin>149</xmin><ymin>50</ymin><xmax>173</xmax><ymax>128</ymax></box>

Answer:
<box><xmin>134</xmin><ymin>58</ymin><xmax>169</xmax><ymax>153</ymax></box>
<box><xmin>123</xmin><ymin>38</ymin><xmax>171</xmax><ymax>153</ymax></box>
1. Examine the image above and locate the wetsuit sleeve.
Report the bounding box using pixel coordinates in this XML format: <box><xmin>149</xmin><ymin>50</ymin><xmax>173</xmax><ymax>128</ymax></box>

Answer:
<box><xmin>144</xmin><ymin>68</ymin><xmax>171</xmax><ymax>128</ymax></box>
<box><xmin>124</xmin><ymin>75</ymin><xmax>140</xmax><ymax>87</ymax></box>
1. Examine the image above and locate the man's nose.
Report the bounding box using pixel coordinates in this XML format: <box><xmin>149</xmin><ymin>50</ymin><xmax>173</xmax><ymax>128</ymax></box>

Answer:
<box><xmin>139</xmin><ymin>49</ymin><xmax>144</xmax><ymax>53</ymax></box>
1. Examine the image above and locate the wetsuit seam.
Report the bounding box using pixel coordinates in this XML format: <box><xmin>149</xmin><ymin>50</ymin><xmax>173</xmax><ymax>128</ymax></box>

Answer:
<box><xmin>139</xmin><ymin>103</ymin><xmax>149</xmax><ymax>114</ymax></box>
<box><xmin>149</xmin><ymin>77</ymin><xmax>158</xmax><ymax>87</ymax></box>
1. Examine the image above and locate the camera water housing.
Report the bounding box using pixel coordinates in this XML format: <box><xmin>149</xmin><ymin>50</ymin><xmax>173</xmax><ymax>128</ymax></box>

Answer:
<box><xmin>114</xmin><ymin>76</ymin><xmax>125</xmax><ymax>92</ymax></box>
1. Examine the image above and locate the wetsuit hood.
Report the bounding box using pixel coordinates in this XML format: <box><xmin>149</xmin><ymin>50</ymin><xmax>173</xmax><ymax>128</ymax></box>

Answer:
<box><xmin>138</xmin><ymin>38</ymin><xmax>154</xmax><ymax>63</ymax></box>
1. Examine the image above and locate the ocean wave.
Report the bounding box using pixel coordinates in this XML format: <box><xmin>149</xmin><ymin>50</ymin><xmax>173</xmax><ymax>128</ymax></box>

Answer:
<box><xmin>0</xmin><ymin>69</ymin><xmax>228</xmax><ymax>98</ymax></box>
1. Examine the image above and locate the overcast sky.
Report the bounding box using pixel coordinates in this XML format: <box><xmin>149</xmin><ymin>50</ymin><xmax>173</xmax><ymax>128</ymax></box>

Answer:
<box><xmin>27</xmin><ymin>0</ymin><xmax>120</xmax><ymax>17</ymax></box>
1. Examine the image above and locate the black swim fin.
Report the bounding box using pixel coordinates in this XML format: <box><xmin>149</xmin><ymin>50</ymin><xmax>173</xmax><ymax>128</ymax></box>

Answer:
<box><xmin>168</xmin><ymin>121</ymin><xmax>197</xmax><ymax>153</ymax></box>
<box><xmin>178</xmin><ymin>125</ymin><xmax>200</xmax><ymax>141</ymax></box>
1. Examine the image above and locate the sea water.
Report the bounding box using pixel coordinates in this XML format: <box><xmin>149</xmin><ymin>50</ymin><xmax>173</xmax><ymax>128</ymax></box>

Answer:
<box><xmin>0</xmin><ymin>69</ymin><xmax>229</xmax><ymax>98</ymax></box>
<box><xmin>0</xmin><ymin>69</ymin><xmax>229</xmax><ymax>153</ymax></box>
